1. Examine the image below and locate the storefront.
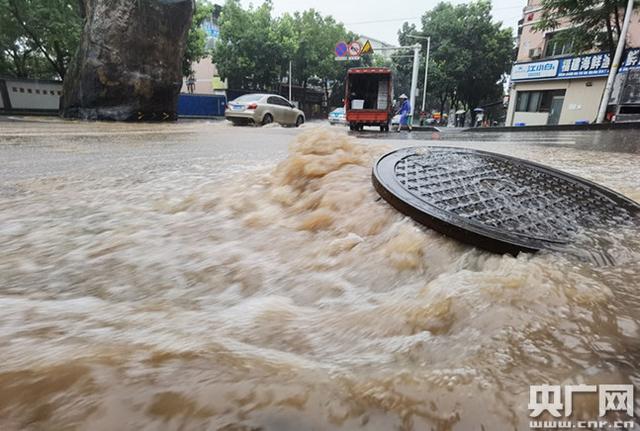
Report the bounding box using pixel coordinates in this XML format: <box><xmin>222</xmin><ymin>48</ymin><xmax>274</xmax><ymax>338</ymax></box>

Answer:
<box><xmin>506</xmin><ymin>48</ymin><xmax>640</xmax><ymax>126</ymax></box>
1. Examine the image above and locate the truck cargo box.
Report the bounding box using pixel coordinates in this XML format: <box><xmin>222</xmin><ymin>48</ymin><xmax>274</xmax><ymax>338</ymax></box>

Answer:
<box><xmin>345</xmin><ymin>67</ymin><xmax>393</xmax><ymax>131</ymax></box>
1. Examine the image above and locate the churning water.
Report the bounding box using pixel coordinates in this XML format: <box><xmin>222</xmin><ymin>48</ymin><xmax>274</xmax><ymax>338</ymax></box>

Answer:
<box><xmin>1</xmin><ymin>122</ymin><xmax>639</xmax><ymax>430</ymax></box>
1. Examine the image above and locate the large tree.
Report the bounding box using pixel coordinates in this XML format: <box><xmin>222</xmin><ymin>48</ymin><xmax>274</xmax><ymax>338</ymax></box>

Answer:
<box><xmin>213</xmin><ymin>0</ymin><xmax>286</xmax><ymax>89</ymax></box>
<box><xmin>278</xmin><ymin>9</ymin><xmax>355</xmax><ymax>109</ymax></box>
<box><xmin>0</xmin><ymin>0</ymin><xmax>81</xmax><ymax>79</ymax></box>
<box><xmin>535</xmin><ymin>0</ymin><xmax>639</xmax><ymax>56</ymax></box>
<box><xmin>213</xmin><ymin>0</ymin><xmax>356</xmax><ymax>110</ymax></box>
<box><xmin>1</xmin><ymin>0</ymin><xmax>209</xmax><ymax>80</ymax></box>
<box><xmin>394</xmin><ymin>0</ymin><xmax>512</xmax><ymax>114</ymax></box>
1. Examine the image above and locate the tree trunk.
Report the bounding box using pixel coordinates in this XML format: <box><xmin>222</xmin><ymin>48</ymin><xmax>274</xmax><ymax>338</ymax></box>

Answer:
<box><xmin>605</xmin><ymin>18</ymin><xmax>616</xmax><ymax>56</ymax></box>
<box><xmin>302</xmin><ymin>78</ymin><xmax>308</xmax><ymax>117</ymax></box>
<box><xmin>323</xmin><ymin>79</ymin><xmax>329</xmax><ymax>115</ymax></box>
<box><xmin>8</xmin><ymin>0</ymin><xmax>66</xmax><ymax>79</ymax></box>
<box><xmin>61</xmin><ymin>0</ymin><xmax>193</xmax><ymax>121</ymax></box>
<box><xmin>613</xmin><ymin>3</ymin><xmax>622</xmax><ymax>41</ymax></box>
<box><xmin>439</xmin><ymin>97</ymin><xmax>446</xmax><ymax>124</ymax></box>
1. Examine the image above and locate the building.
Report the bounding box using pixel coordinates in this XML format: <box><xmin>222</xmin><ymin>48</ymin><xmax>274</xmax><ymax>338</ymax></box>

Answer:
<box><xmin>181</xmin><ymin>4</ymin><xmax>227</xmax><ymax>95</ymax></box>
<box><xmin>0</xmin><ymin>77</ymin><xmax>62</xmax><ymax>115</ymax></box>
<box><xmin>182</xmin><ymin>58</ymin><xmax>227</xmax><ymax>95</ymax></box>
<box><xmin>505</xmin><ymin>0</ymin><xmax>640</xmax><ymax>126</ymax></box>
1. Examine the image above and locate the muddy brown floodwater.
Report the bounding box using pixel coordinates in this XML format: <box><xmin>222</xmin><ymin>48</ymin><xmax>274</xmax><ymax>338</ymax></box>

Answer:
<box><xmin>1</xmin><ymin>120</ymin><xmax>639</xmax><ymax>430</ymax></box>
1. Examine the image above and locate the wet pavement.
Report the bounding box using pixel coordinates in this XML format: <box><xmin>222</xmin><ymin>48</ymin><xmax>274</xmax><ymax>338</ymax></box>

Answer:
<box><xmin>1</xmin><ymin>117</ymin><xmax>639</xmax><ymax>430</ymax></box>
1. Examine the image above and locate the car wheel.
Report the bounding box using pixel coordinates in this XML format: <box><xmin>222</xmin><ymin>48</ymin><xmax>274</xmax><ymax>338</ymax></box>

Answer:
<box><xmin>262</xmin><ymin>113</ymin><xmax>273</xmax><ymax>126</ymax></box>
<box><xmin>296</xmin><ymin>116</ymin><xmax>304</xmax><ymax>127</ymax></box>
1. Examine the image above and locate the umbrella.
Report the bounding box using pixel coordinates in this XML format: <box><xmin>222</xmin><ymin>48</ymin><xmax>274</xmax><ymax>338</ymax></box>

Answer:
<box><xmin>473</xmin><ymin>107</ymin><xmax>484</xmax><ymax>112</ymax></box>
<box><xmin>455</xmin><ymin>109</ymin><xmax>465</xmax><ymax>114</ymax></box>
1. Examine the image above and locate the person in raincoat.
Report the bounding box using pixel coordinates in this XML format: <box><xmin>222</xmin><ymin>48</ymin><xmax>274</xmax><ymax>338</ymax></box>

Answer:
<box><xmin>396</xmin><ymin>94</ymin><xmax>411</xmax><ymax>132</ymax></box>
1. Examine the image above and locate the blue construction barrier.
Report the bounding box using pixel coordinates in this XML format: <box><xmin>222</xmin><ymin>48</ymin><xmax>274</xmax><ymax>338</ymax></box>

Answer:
<box><xmin>178</xmin><ymin>94</ymin><xmax>226</xmax><ymax>118</ymax></box>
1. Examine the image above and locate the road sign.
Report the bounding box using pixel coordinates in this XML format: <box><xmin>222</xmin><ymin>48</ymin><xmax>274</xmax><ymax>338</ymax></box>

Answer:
<box><xmin>348</xmin><ymin>42</ymin><xmax>361</xmax><ymax>57</ymax></box>
<box><xmin>361</xmin><ymin>40</ymin><xmax>374</xmax><ymax>55</ymax></box>
<box><xmin>335</xmin><ymin>41</ymin><xmax>348</xmax><ymax>58</ymax></box>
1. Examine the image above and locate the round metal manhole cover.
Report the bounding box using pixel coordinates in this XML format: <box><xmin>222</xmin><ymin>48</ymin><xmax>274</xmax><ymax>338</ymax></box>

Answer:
<box><xmin>372</xmin><ymin>146</ymin><xmax>640</xmax><ymax>254</ymax></box>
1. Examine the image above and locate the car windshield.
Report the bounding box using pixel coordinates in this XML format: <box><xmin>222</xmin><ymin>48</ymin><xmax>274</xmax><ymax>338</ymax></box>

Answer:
<box><xmin>234</xmin><ymin>94</ymin><xmax>263</xmax><ymax>102</ymax></box>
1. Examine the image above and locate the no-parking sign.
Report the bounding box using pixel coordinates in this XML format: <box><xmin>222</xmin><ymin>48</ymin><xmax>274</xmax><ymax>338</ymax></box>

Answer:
<box><xmin>348</xmin><ymin>41</ymin><xmax>361</xmax><ymax>57</ymax></box>
<box><xmin>334</xmin><ymin>40</ymin><xmax>362</xmax><ymax>61</ymax></box>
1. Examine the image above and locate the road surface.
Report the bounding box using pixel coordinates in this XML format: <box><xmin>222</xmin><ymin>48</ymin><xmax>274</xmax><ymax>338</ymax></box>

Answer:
<box><xmin>1</xmin><ymin>117</ymin><xmax>639</xmax><ymax>430</ymax></box>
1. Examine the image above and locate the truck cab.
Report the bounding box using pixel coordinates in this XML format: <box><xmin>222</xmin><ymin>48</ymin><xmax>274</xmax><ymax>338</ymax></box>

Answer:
<box><xmin>345</xmin><ymin>67</ymin><xmax>393</xmax><ymax>132</ymax></box>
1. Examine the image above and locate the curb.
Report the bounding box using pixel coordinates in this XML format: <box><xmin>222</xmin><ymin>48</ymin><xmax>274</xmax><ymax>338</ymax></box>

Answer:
<box><xmin>463</xmin><ymin>122</ymin><xmax>640</xmax><ymax>133</ymax></box>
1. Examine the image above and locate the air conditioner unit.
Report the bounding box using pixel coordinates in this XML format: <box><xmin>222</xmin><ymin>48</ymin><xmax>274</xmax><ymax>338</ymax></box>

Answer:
<box><xmin>529</xmin><ymin>48</ymin><xmax>542</xmax><ymax>59</ymax></box>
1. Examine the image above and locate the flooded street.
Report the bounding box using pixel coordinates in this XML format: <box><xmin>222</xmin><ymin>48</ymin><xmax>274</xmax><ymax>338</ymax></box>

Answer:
<box><xmin>1</xmin><ymin>118</ymin><xmax>639</xmax><ymax>430</ymax></box>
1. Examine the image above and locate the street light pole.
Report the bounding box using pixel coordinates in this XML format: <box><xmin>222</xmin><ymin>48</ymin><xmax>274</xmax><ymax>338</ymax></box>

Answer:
<box><xmin>596</xmin><ymin>0</ymin><xmax>634</xmax><ymax>123</ymax></box>
<box><xmin>421</xmin><ymin>36</ymin><xmax>431</xmax><ymax>113</ymax></box>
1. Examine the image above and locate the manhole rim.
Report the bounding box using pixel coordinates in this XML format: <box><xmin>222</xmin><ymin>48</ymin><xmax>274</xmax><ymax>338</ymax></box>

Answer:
<box><xmin>372</xmin><ymin>145</ymin><xmax>640</xmax><ymax>254</ymax></box>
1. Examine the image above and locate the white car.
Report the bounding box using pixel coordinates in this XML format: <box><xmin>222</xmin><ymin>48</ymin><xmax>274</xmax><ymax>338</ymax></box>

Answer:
<box><xmin>225</xmin><ymin>93</ymin><xmax>305</xmax><ymax>127</ymax></box>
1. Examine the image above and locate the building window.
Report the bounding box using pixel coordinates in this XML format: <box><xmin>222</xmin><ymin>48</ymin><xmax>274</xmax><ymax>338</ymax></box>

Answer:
<box><xmin>516</xmin><ymin>90</ymin><xmax>565</xmax><ymax>112</ymax></box>
<box><xmin>27</xmin><ymin>88</ymin><xmax>32</xmax><ymax>93</ymax></box>
<box><xmin>19</xmin><ymin>88</ymin><xmax>24</xmax><ymax>93</ymax></box>
<box><xmin>50</xmin><ymin>90</ymin><xmax>55</xmax><ymax>95</ymax></box>
<box><xmin>544</xmin><ymin>31</ymin><xmax>573</xmax><ymax>57</ymax></box>
<box><xmin>516</xmin><ymin>91</ymin><xmax>539</xmax><ymax>112</ymax></box>
<box><xmin>12</xmin><ymin>87</ymin><xmax>17</xmax><ymax>92</ymax></box>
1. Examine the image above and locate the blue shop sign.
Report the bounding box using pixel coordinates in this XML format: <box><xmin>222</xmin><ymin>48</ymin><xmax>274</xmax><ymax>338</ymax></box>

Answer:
<box><xmin>511</xmin><ymin>48</ymin><xmax>640</xmax><ymax>81</ymax></box>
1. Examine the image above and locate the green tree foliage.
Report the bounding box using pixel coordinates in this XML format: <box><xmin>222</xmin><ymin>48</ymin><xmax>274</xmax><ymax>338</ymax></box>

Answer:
<box><xmin>394</xmin><ymin>0</ymin><xmax>512</xmax><ymax>113</ymax></box>
<box><xmin>391</xmin><ymin>22</ymin><xmax>418</xmax><ymax>98</ymax></box>
<box><xmin>0</xmin><ymin>0</ymin><xmax>82</xmax><ymax>79</ymax></box>
<box><xmin>183</xmin><ymin>1</ymin><xmax>216</xmax><ymax>77</ymax></box>
<box><xmin>278</xmin><ymin>9</ymin><xmax>355</xmax><ymax>107</ymax></box>
<box><xmin>212</xmin><ymin>0</ymin><xmax>356</xmax><ymax>107</ymax></box>
<box><xmin>0</xmin><ymin>0</ymin><xmax>206</xmax><ymax>79</ymax></box>
<box><xmin>535</xmin><ymin>0</ymin><xmax>638</xmax><ymax>55</ymax></box>
<box><xmin>213</xmin><ymin>0</ymin><xmax>286</xmax><ymax>89</ymax></box>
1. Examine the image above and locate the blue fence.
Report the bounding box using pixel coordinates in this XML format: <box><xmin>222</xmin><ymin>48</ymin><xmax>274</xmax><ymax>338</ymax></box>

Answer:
<box><xmin>178</xmin><ymin>94</ymin><xmax>226</xmax><ymax>118</ymax></box>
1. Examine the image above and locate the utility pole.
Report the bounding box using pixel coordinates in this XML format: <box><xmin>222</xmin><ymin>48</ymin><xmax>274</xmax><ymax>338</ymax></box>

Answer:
<box><xmin>409</xmin><ymin>44</ymin><xmax>420</xmax><ymax>121</ymax></box>
<box><xmin>406</xmin><ymin>34</ymin><xmax>432</xmax><ymax>116</ymax></box>
<box><xmin>596</xmin><ymin>0</ymin><xmax>634</xmax><ymax>123</ymax></box>
<box><xmin>422</xmin><ymin>37</ymin><xmax>431</xmax><ymax>113</ymax></box>
<box><xmin>288</xmin><ymin>60</ymin><xmax>292</xmax><ymax>102</ymax></box>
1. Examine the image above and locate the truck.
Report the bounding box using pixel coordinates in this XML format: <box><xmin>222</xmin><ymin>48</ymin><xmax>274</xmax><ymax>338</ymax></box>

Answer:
<box><xmin>345</xmin><ymin>67</ymin><xmax>393</xmax><ymax>132</ymax></box>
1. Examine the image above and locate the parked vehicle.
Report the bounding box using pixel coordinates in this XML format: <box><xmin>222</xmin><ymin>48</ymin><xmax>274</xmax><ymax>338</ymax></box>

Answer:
<box><xmin>345</xmin><ymin>67</ymin><xmax>393</xmax><ymax>132</ymax></box>
<box><xmin>225</xmin><ymin>93</ymin><xmax>305</xmax><ymax>127</ymax></box>
<box><xmin>328</xmin><ymin>107</ymin><xmax>346</xmax><ymax>125</ymax></box>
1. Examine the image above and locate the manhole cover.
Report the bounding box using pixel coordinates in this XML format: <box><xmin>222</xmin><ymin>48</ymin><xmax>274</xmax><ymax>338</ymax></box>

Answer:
<box><xmin>372</xmin><ymin>147</ymin><xmax>640</xmax><ymax>254</ymax></box>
